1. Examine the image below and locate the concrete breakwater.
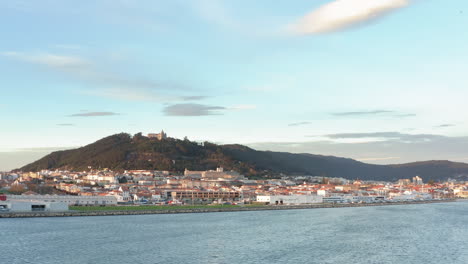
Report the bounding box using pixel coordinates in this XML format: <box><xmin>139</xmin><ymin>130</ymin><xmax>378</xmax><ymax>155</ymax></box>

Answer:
<box><xmin>0</xmin><ymin>200</ymin><xmax>456</xmax><ymax>218</ymax></box>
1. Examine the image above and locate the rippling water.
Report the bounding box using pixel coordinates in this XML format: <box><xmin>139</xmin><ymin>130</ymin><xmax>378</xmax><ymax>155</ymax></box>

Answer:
<box><xmin>1</xmin><ymin>201</ymin><xmax>467</xmax><ymax>264</ymax></box>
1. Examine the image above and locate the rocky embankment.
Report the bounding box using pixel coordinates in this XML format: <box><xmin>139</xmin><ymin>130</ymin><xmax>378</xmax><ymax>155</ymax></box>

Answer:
<box><xmin>0</xmin><ymin>200</ymin><xmax>456</xmax><ymax>218</ymax></box>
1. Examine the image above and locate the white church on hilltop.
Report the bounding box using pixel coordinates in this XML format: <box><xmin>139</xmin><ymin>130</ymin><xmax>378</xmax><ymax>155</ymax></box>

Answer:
<box><xmin>148</xmin><ymin>130</ymin><xmax>167</xmax><ymax>140</ymax></box>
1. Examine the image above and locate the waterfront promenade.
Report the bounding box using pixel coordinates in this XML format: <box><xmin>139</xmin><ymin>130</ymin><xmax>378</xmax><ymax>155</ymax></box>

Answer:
<box><xmin>0</xmin><ymin>199</ymin><xmax>456</xmax><ymax>218</ymax></box>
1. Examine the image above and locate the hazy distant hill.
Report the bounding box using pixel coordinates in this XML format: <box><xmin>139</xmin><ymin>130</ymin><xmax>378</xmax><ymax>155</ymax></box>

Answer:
<box><xmin>20</xmin><ymin>133</ymin><xmax>468</xmax><ymax>182</ymax></box>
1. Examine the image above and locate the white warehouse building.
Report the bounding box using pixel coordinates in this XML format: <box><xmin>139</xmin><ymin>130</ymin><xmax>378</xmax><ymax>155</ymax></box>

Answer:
<box><xmin>257</xmin><ymin>195</ymin><xmax>323</xmax><ymax>205</ymax></box>
<box><xmin>7</xmin><ymin>194</ymin><xmax>118</xmax><ymax>206</ymax></box>
<box><xmin>0</xmin><ymin>201</ymin><xmax>69</xmax><ymax>212</ymax></box>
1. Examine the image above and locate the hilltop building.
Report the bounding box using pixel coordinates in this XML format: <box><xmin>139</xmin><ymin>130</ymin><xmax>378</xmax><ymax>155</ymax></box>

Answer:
<box><xmin>148</xmin><ymin>130</ymin><xmax>167</xmax><ymax>140</ymax></box>
<box><xmin>398</xmin><ymin>179</ymin><xmax>411</xmax><ymax>186</ymax></box>
<box><xmin>184</xmin><ymin>167</ymin><xmax>245</xmax><ymax>181</ymax></box>
<box><xmin>413</xmin><ymin>176</ymin><xmax>423</xmax><ymax>185</ymax></box>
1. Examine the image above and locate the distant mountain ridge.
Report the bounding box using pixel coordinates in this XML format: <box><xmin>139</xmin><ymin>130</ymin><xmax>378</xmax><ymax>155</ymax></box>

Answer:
<box><xmin>20</xmin><ymin>133</ymin><xmax>468</xmax><ymax>182</ymax></box>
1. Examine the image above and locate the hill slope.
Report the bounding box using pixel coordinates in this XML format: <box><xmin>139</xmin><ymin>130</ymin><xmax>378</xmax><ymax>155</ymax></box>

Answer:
<box><xmin>20</xmin><ymin>133</ymin><xmax>468</xmax><ymax>182</ymax></box>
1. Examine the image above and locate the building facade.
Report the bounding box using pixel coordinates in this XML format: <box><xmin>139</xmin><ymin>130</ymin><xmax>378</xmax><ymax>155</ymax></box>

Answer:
<box><xmin>148</xmin><ymin>130</ymin><xmax>167</xmax><ymax>140</ymax></box>
<box><xmin>257</xmin><ymin>195</ymin><xmax>323</xmax><ymax>205</ymax></box>
<box><xmin>6</xmin><ymin>194</ymin><xmax>118</xmax><ymax>206</ymax></box>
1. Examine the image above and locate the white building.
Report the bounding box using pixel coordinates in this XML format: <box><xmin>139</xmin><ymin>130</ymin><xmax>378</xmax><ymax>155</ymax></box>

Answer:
<box><xmin>412</xmin><ymin>176</ymin><xmax>423</xmax><ymax>185</ymax></box>
<box><xmin>322</xmin><ymin>196</ymin><xmax>346</xmax><ymax>203</ymax></box>
<box><xmin>256</xmin><ymin>195</ymin><xmax>323</xmax><ymax>205</ymax></box>
<box><xmin>0</xmin><ymin>201</ymin><xmax>68</xmax><ymax>212</ymax></box>
<box><xmin>6</xmin><ymin>194</ymin><xmax>118</xmax><ymax>206</ymax></box>
<box><xmin>345</xmin><ymin>195</ymin><xmax>377</xmax><ymax>203</ymax></box>
<box><xmin>388</xmin><ymin>191</ymin><xmax>432</xmax><ymax>201</ymax></box>
<box><xmin>317</xmin><ymin>189</ymin><xmax>329</xmax><ymax>197</ymax></box>
<box><xmin>148</xmin><ymin>130</ymin><xmax>167</xmax><ymax>140</ymax></box>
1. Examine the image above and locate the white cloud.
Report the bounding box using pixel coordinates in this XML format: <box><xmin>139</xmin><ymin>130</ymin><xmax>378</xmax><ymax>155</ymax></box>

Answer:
<box><xmin>357</xmin><ymin>156</ymin><xmax>400</xmax><ymax>162</ymax></box>
<box><xmin>288</xmin><ymin>122</ymin><xmax>313</xmax><ymax>127</ymax></box>
<box><xmin>289</xmin><ymin>0</ymin><xmax>410</xmax><ymax>35</ymax></box>
<box><xmin>2</xmin><ymin>52</ymin><xmax>89</xmax><ymax>69</ymax></box>
<box><xmin>163</xmin><ymin>103</ymin><xmax>226</xmax><ymax>116</ymax></box>
<box><xmin>69</xmin><ymin>111</ymin><xmax>120</xmax><ymax>117</ymax></box>
<box><xmin>248</xmin><ymin>134</ymin><xmax>468</xmax><ymax>165</ymax></box>
<box><xmin>3</xmin><ymin>51</ymin><xmax>208</xmax><ymax>103</ymax></box>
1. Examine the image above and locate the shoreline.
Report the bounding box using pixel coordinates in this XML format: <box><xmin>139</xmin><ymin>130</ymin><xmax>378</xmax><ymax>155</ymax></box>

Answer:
<box><xmin>0</xmin><ymin>199</ymin><xmax>457</xmax><ymax>218</ymax></box>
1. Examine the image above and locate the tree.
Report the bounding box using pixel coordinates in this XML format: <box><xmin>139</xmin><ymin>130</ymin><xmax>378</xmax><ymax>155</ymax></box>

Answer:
<box><xmin>118</xmin><ymin>177</ymin><xmax>128</xmax><ymax>184</ymax></box>
<box><xmin>9</xmin><ymin>184</ymin><xmax>27</xmax><ymax>195</ymax></box>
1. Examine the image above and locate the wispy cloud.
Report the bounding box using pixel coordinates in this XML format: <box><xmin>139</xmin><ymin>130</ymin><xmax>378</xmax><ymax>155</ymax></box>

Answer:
<box><xmin>2</xmin><ymin>52</ymin><xmax>90</xmax><ymax>70</ymax></box>
<box><xmin>163</xmin><ymin>104</ymin><xmax>226</xmax><ymax>116</ymax></box>
<box><xmin>332</xmin><ymin>110</ymin><xmax>394</xmax><ymax>117</ymax></box>
<box><xmin>394</xmin><ymin>113</ymin><xmax>416</xmax><ymax>118</ymax></box>
<box><xmin>288</xmin><ymin>0</ymin><xmax>410</xmax><ymax>35</ymax></box>
<box><xmin>2</xmin><ymin>51</ymin><xmax>207</xmax><ymax>103</ymax></box>
<box><xmin>357</xmin><ymin>156</ymin><xmax>400</xmax><ymax>162</ymax></box>
<box><xmin>288</xmin><ymin>122</ymin><xmax>312</xmax><ymax>127</ymax></box>
<box><xmin>331</xmin><ymin>110</ymin><xmax>414</xmax><ymax>118</ymax></box>
<box><xmin>435</xmin><ymin>124</ymin><xmax>455</xmax><ymax>128</ymax></box>
<box><xmin>69</xmin><ymin>112</ymin><xmax>120</xmax><ymax>117</ymax></box>
<box><xmin>12</xmin><ymin>146</ymin><xmax>77</xmax><ymax>153</ymax></box>
<box><xmin>81</xmin><ymin>88</ymin><xmax>206</xmax><ymax>103</ymax></box>
<box><xmin>182</xmin><ymin>96</ymin><xmax>211</xmax><ymax>101</ymax></box>
<box><xmin>57</xmin><ymin>123</ymin><xmax>75</xmax><ymax>126</ymax></box>
<box><xmin>248</xmin><ymin>134</ymin><xmax>468</xmax><ymax>165</ymax></box>
<box><xmin>321</xmin><ymin>132</ymin><xmax>444</xmax><ymax>143</ymax></box>
<box><xmin>0</xmin><ymin>1</ymin><xmax>170</xmax><ymax>33</ymax></box>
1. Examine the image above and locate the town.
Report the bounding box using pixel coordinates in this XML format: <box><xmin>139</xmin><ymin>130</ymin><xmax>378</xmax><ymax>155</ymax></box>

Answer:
<box><xmin>1</xmin><ymin>166</ymin><xmax>467</xmax><ymax>213</ymax></box>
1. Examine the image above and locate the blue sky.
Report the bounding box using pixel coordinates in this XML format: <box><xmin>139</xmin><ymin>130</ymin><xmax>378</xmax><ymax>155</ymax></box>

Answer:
<box><xmin>1</xmin><ymin>0</ymin><xmax>468</xmax><ymax>170</ymax></box>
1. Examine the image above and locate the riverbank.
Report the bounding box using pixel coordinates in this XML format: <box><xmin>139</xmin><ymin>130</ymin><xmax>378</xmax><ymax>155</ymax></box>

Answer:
<box><xmin>0</xmin><ymin>199</ymin><xmax>457</xmax><ymax>218</ymax></box>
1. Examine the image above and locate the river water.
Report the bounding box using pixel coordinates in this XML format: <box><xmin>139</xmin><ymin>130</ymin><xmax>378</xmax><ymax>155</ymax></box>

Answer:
<box><xmin>1</xmin><ymin>201</ymin><xmax>467</xmax><ymax>264</ymax></box>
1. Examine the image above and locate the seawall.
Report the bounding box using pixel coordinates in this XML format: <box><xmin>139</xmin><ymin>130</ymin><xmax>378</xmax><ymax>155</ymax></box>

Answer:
<box><xmin>0</xmin><ymin>200</ymin><xmax>456</xmax><ymax>218</ymax></box>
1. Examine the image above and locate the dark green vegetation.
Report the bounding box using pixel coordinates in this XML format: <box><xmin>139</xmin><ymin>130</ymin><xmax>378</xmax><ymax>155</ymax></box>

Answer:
<box><xmin>20</xmin><ymin>133</ymin><xmax>468</xmax><ymax>182</ymax></box>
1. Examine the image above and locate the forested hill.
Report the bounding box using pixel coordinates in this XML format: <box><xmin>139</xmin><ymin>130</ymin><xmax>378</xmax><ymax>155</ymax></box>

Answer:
<box><xmin>20</xmin><ymin>133</ymin><xmax>468</xmax><ymax>182</ymax></box>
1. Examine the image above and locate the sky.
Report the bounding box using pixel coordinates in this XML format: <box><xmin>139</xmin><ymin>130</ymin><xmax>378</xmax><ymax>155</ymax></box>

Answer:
<box><xmin>1</xmin><ymin>0</ymin><xmax>468</xmax><ymax>171</ymax></box>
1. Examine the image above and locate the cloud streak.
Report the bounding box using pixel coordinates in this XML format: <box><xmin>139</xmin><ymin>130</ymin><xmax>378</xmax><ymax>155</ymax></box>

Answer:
<box><xmin>2</xmin><ymin>52</ymin><xmax>90</xmax><ymax>70</ymax></box>
<box><xmin>288</xmin><ymin>122</ymin><xmax>313</xmax><ymax>127</ymax></box>
<box><xmin>69</xmin><ymin>112</ymin><xmax>120</xmax><ymax>117</ymax></box>
<box><xmin>394</xmin><ymin>113</ymin><xmax>416</xmax><ymax>118</ymax></box>
<box><xmin>163</xmin><ymin>104</ymin><xmax>226</xmax><ymax>116</ymax></box>
<box><xmin>248</xmin><ymin>134</ymin><xmax>468</xmax><ymax>165</ymax></box>
<box><xmin>331</xmin><ymin>110</ymin><xmax>415</xmax><ymax>118</ymax></box>
<box><xmin>357</xmin><ymin>156</ymin><xmax>400</xmax><ymax>162</ymax></box>
<box><xmin>332</xmin><ymin>110</ymin><xmax>394</xmax><ymax>117</ymax></box>
<box><xmin>322</xmin><ymin>131</ymin><xmax>444</xmax><ymax>143</ymax></box>
<box><xmin>435</xmin><ymin>124</ymin><xmax>455</xmax><ymax>128</ymax></box>
<box><xmin>289</xmin><ymin>0</ymin><xmax>410</xmax><ymax>35</ymax></box>
<box><xmin>2</xmin><ymin>51</ymin><xmax>207</xmax><ymax>103</ymax></box>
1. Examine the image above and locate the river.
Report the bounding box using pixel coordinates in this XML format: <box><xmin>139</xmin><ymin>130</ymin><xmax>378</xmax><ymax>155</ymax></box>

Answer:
<box><xmin>1</xmin><ymin>201</ymin><xmax>467</xmax><ymax>264</ymax></box>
